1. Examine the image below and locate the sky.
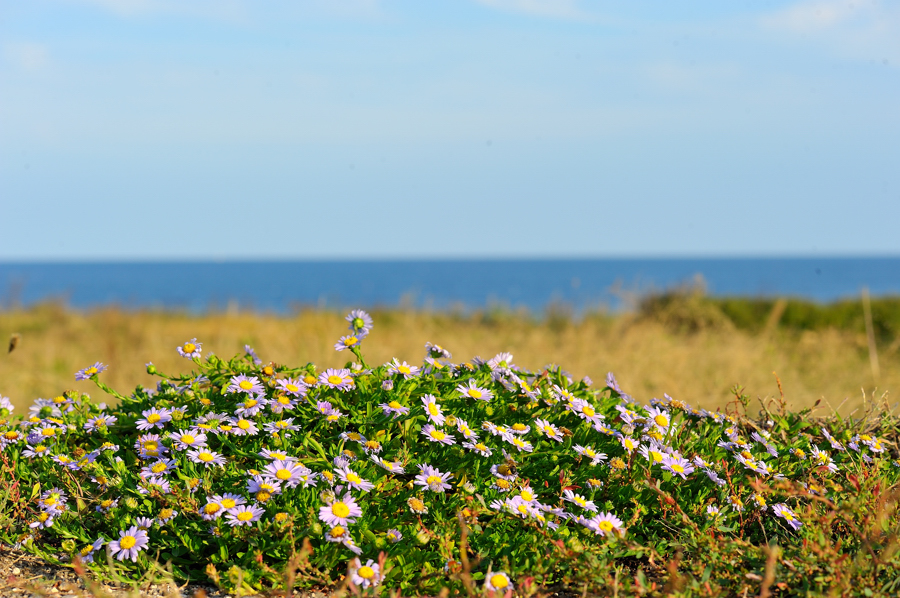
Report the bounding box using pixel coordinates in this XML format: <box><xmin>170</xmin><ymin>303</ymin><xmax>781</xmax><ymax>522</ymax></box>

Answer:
<box><xmin>1</xmin><ymin>0</ymin><xmax>899</xmax><ymax>260</ymax></box>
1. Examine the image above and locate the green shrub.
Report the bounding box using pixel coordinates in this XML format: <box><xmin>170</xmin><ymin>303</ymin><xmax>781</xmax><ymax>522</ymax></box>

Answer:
<box><xmin>1</xmin><ymin>311</ymin><xmax>899</xmax><ymax>596</ymax></box>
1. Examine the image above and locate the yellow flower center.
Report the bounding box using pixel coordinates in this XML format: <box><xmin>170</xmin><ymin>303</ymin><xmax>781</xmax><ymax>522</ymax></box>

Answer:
<box><xmin>475</xmin><ymin>443</ymin><xmax>488</xmax><ymax>451</ymax></box>
<box><xmin>221</xmin><ymin>498</ymin><xmax>236</xmax><ymax>509</ymax></box>
<box><xmin>181</xmin><ymin>435</ymin><xmax>195</xmax><ymax>444</ymax></box>
<box><xmin>398</xmin><ymin>365</ymin><xmax>411</xmax><ymax>374</ymax></box>
<box><xmin>331</xmin><ymin>525</ymin><xmax>346</xmax><ymax>537</ymax></box>
<box><xmin>582</xmin><ymin>405</ymin><xmax>595</xmax><ymax>417</ymax></box>
<box><xmin>468</xmin><ymin>389</ymin><xmax>482</xmax><ymax>399</ymax></box>
<box><xmin>85</xmin><ymin>367</ymin><xmax>98</xmax><ymax>376</ymax></box>
<box><xmin>346</xmin><ymin>472</ymin><xmax>362</xmax><ymax>484</ymax></box>
<box><xmin>344</xmin><ymin>336</ymin><xmax>359</xmax><ymax>346</ymax></box>
<box><xmin>671</xmin><ymin>463</ymin><xmax>684</xmax><ymax>473</ymax></box>
<box><xmin>331</xmin><ymin>502</ymin><xmax>351</xmax><ymax>518</ymax></box>
<box><xmin>257</xmin><ymin>491</ymin><xmax>271</xmax><ymax>502</ymax></box>
<box><xmin>119</xmin><ymin>535</ymin><xmax>136</xmax><ymax>549</ymax></box>
<box><xmin>285</xmin><ymin>384</ymin><xmax>299</xmax><ymax>393</ymax></box>
<box><xmin>304</xmin><ymin>375</ymin><xmax>316</xmax><ymax>385</ymax></box>
<box><xmin>358</xmin><ymin>565</ymin><xmax>375</xmax><ymax>579</ymax></box>
<box><xmin>650</xmin><ymin>451</ymin><xmax>663</xmax><ymax>463</ymax></box>
<box><xmin>275</xmin><ymin>468</ymin><xmax>292</xmax><ymax>480</ymax></box>
<box><xmin>409</xmin><ymin>498</ymin><xmax>425</xmax><ymax>511</ymax></box>
<box><xmin>151</xmin><ymin>463</ymin><xmax>167</xmax><ymax>474</ymax></box>
<box><xmin>388</xmin><ymin>401</ymin><xmax>402</xmax><ymax>409</ymax></box>
<box><xmin>426</xmin><ymin>475</ymin><xmax>442</xmax><ymax>486</ymax></box>
<box><xmin>512</xmin><ymin>423</ymin><xmax>527</xmax><ymax>431</ymax></box>
<box><xmin>42</xmin><ymin>428</ymin><xmax>56</xmax><ymax>436</ymax></box>
<box><xmin>199</xmin><ymin>452</ymin><xmax>215</xmax><ymax>462</ymax></box>
<box><xmin>239</xmin><ymin>380</ymin><xmax>254</xmax><ymax>390</ymax></box>
<box><xmin>521</xmin><ymin>490</ymin><xmax>533</xmax><ymax>501</ymax></box>
<box><xmin>427</xmin><ymin>403</ymin><xmax>439</xmax><ymax>415</ymax></box>
<box><xmin>430</xmin><ymin>430</ymin><xmax>446</xmax><ymax>441</ymax></box>
<box><xmin>598</xmin><ymin>521</ymin><xmax>614</xmax><ymax>533</ymax></box>
<box><xmin>183</xmin><ymin>343</ymin><xmax>196</xmax><ymax>353</ymax></box>
<box><xmin>245</xmin><ymin>399</ymin><xmax>257</xmax><ymax>408</ymax></box>
<box><xmin>159</xmin><ymin>509</ymin><xmax>173</xmax><ymax>519</ymax></box>
<box><xmin>496</xmin><ymin>479</ymin><xmax>510</xmax><ymax>489</ymax></box>
<box><xmin>584</xmin><ymin>448</ymin><xmax>596</xmax><ymax>457</ymax></box>
<box><xmin>328</xmin><ymin>375</ymin><xmax>344</xmax><ymax>385</ymax></box>
<box><xmin>237</xmin><ymin>511</ymin><xmax>254</xmax><ymax>521</ymax></box>
<box><xmin>490</xmin><ymin>574</ymin><xmax>509</xmax><ymax>589</ymax></box>
<box><xmin>205</xmin><ymin>504</ymin><xmax>220</xmax><ymax>514</ymax></box>
<box><xmin>238</xmin><ymin>420</ymin><xmax>250</xmax><ymax>430</ymax></box>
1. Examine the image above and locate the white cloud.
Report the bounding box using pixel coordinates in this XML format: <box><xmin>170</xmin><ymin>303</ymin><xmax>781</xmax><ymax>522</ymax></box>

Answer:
<box><xmin>3</xmin><ymin>42</ymin><xmax>51</xmax><ymax>72</ymax></box>
<box><xmin>761</xmin><ymin>0</ymin><xmax>900</xmax><ymax>63</ymax></box>
<box><xmin>471</xmin><ymin>0</ymin><xmax>592</xmax><ymax>21</ymax></box>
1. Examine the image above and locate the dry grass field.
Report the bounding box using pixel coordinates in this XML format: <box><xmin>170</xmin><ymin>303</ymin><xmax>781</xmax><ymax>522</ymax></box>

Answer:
<box><xmin>1</xmin><ymin>301</ymin><xmax>895</xmax><ymax>416</ymax></box>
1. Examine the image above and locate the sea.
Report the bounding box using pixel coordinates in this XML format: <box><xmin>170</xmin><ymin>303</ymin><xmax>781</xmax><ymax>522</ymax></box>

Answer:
<box><xmin>1</xmin><ymin>257</ymin><xmax>898</xmax><ymax>314</ymax></box>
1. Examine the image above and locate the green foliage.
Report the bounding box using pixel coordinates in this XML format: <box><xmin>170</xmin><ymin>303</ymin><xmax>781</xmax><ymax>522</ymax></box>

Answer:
<box><xmin>1</xmin><ymin>311</ymin><xmax>899</xmax><ymax>596</ymax></box>
<box><xmin>640</xmin><ymin>289</ymin><xmax>900</xmax><ymax>341</ymax></box>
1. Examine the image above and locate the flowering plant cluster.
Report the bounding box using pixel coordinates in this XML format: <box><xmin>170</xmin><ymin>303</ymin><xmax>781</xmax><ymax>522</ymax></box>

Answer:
<box><xmin>1</xmin><ymin>311</ymin><xmax>899</xmax><ymax>595</ymax></box>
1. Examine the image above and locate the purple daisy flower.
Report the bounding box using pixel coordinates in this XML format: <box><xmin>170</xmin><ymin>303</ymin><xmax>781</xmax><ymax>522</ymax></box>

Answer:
<box><xmin>244</xmin><ymin>344</ymin><xmax>263</xmax><ymax>365</ymax></box>
<box><xmin>586</xmin><ymin>511</ymin><xmax>625</xmax><ymax>537</ymax></box>
<box><xmin>772</xmin><ymin>503</ymin><xmax>802</xmax><ymax>531</ymax></box>
<box><xmin>75</xmin><ymin>362</ymin><xmax>107</xmax><ymax>381</ymax></box>
<box><xmin>187</xmin><ymin>449</ymin><xmax>226</xmax><ymax>466</ymax></box>
<box><xmin>213</xmin><ymin>493</ymin><xmax>246</xmax><ymax>513</ymax></box>
<box><xmin>485</xmin><ymin>572</ymin><xmax>514</xmax><ymax>593</ymax></box>
<box><xmin>387</xmin><ymin>359</ymin><xmax>420</xmax><ymax>379</ymax></box>
<box><xmin>135</xmin><ymin>407</ymin><xmax>172</xmax><ymax>431</ymax></box>
<box><xmin>421</xmin><ymin>395</ymin><xmax>445</xmax><ymax>426</ymax></box>
<box><xmin>335</xmin><ymin>331</ymin><xmax>367</xmax><ymax>352</ymax></box>
<box><xmin>228</xmin><ymin>416</ymin><xmax>259</xmax><ymax>436</ymax></box>
<box><xmin>108</xmin><ymin>526</ymin><xmax>149</xmax><ymax>561</ymax></box>
<box><xmin>456</xmin><ymin>379</ymin><xmax>493</xmax><ymax>402</ymax></box>
<box><xmin>262</xmin><ymin>460</ymin><xmax>306</xmax><ymax>488</ymax></box>
<box><xmin>661</xmin><ymin>454</ymin><xmax>695</xmax><ymax>479</ymax></box>
<box><xmin>319</xmin><ymin>368</ymin><xmax>354</xmax><ymax>391</ymax></box>
<box><xmin>414</xmin><ymin>464</ymin><xmax>453</xmax><ymax>493</ymax></box>
<box><xmin>276</xmin><ymin>378</ymin><xmax>307</xmax><ymax>397</ymax></box>
<box><xmin>226</xmin><ymin>504</ymin><xmax>266</xmax><ymax>527</ymax></box>
<box><xmin>83</xmin><ymin>414</ymin><xmax>117</xmax><ymax>433</ymax></box>
<box><xmin>200</xmin><ymin>500</ymin><xmax>225</xmax><ymax>521</ymax></box>
<box><xmin>234</xmin><ymin>395</ymin><xmax>267</xmax><ymax>416</ymax></box>
<box><xmin>318</xmin><ymin>492</ymin><xmax>363</xmax><ymax>527</ymax></box>
<box><xmin>227</xmin><ymin>374</ymin><xmax>264</xmax><ymax>396</ymax></box>
<box><xmin>346</xmin><ymin>309</ymin><xmax>373</xmax><ymax>333</ymax></box>
<box><xmin>421</xmin><ymin>424</ymin><xmax>456</xmax><ymax>446</ymax></box>
<box><xmin>350</xmin><ymin>558</ymin><xmax>382</xmax><ymax>589</ymax></box>
<box><xmin>176</xmin><ymin>338</ymin><xmax>202</xmax><ymax>359</ymax></box>
<box><xmin>263</xmin><ymin>418</ymin><xmax>300</xmax><ymax>434</ymax></box>
<box><xmin>140</xmin><ymin>458</ymin><xmax>177</xmax><ymax>478</ymax></box>
<box><xmin>336</xmin><ymin>466</ymin><xmax>375</xmax><ymax>492</ymax></box>
<box><xmin>379</xmin><ymin>400</ymin><xmax>409</xmax><ymax>419</ymax></box>
<box><xmin>169</xmin><ymin>430</ymin><xmax>207</xmax><ymax>450</ymax></box>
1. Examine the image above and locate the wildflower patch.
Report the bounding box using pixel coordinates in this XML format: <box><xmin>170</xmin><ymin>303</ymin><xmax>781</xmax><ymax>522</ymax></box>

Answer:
<box><xmin>1</xmin><ymin>311</ymin><xmax>899</xmax><ymax>596</ymax></box>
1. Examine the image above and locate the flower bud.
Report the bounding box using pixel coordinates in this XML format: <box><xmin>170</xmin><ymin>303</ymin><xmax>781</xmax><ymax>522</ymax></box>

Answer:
<box><xmin>146</xmin><ymin>363</ymin><xmax>157</xmax><ymax>375</ymax></box>
<box><xmin>61</xmin><ymin>539</ymin><xmax>76</xmax><ymax>553</ymax></box>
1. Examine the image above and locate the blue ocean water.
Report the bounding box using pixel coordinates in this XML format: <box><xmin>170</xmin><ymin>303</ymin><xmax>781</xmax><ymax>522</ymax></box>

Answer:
<box><xmin>0</xmin><ymin>258</ymin><xmax>898</xmax><ymax>314</ymax></box>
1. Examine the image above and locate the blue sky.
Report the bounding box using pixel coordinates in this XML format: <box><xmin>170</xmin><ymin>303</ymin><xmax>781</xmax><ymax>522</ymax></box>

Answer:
<box><xmin>2</xmin><ymin>0</ymin><xmax>898</xmax><ymax>259</ymax></box>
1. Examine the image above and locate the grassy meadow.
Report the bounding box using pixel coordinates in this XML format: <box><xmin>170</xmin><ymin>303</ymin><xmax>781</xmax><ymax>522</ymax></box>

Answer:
<box><xmin>1</xmin><ymin>292</ymin><xmax>898</xmax><ymax>416</ymax></box>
